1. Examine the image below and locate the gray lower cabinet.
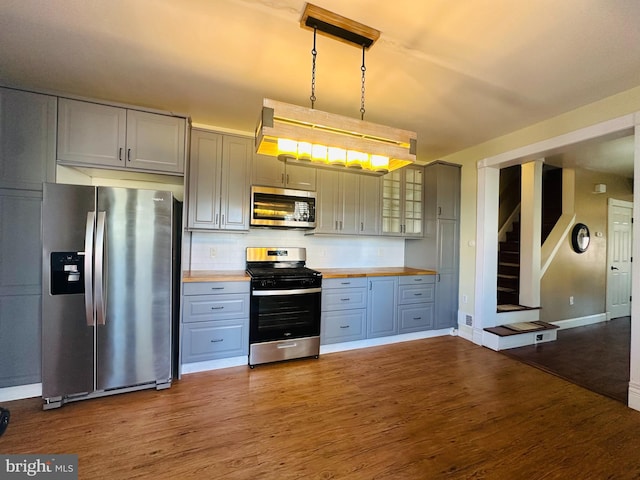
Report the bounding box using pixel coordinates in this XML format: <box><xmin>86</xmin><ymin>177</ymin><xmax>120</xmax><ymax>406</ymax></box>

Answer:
<box><xmin>181</xmin><ymin>281</ymin><xmax>249</xmax><ymax>363</ymax></box>
<box><xmin>397</xmin><ymin>275</ymin><xmax>435</xmax><ymax>333</ymax></box>
<box><xmin>367</xmin><ymin>276</ymin><xmax>398</xmax><ymax>338</ymax></box>
<box><xmin>321</xmin><ymin>277</ymin><xmax>367</xmax><ymax>344</ymax></box>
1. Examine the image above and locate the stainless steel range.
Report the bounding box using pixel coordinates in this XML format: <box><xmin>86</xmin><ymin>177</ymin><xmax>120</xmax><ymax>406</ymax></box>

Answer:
<box><xmin>246</xmin><ymin>247</ymin><xmax>322</xmax><ymax>367</ymax></box>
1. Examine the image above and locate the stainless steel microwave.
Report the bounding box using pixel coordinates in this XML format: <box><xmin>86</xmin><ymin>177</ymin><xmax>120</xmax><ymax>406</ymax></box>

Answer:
<box><xmin>250</xmin><ymin>186</ymin><xmax>316</xmax><ymax>228</ymax></box>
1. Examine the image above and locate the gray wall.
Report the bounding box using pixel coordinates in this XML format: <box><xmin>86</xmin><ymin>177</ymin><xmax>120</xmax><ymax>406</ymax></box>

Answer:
<box><xmin>540</xmin><ymin>169</ymin><xmax>633</xmax><ymax>322</ymax></box>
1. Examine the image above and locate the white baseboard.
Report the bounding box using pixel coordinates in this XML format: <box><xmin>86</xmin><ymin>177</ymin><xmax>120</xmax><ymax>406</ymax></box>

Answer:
<box><xmin>320</xmin><ymin>329</ymin><xmax>452</xmax><ymax>355</ymax></box>
<box><xmin>179</xmin><ymin>331</ymin><xmax>454</xmax><ymax>376</ymax></box>
<box><xmin>628</xmin><ymin>381</ymin><xmax>640</xmax><ymax>412</ymax></box>
<box><xmin>0</xmin><ymin>383</ymin><xmax>41</xmax><ymax>403</ymax></box>
<box><xmin>180</xmin><ymin>356</ymin><xmax>248</xmax><ymax>375</ymax></box>
<box><xmin>458</xmin><ymin>323</ymin><xmax>474</xmax><ymax>343</ymax></box>
<box><xmin>550</xmin><ymin>313</ymin><xmax>607</xmax><ymax>330</ymax></box>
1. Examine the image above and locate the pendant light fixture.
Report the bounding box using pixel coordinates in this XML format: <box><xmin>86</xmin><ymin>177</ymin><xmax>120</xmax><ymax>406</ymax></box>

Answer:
<box><xmin>255</xmin><ymin>3</ymin><xmax>417</xmax><ymax>176</ymax></box>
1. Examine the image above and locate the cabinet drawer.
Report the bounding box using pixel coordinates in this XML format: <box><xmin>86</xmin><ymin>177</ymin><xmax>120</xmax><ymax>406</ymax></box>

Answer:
<box><xmin>398</xmin><ymin>275</ymin><xmax>435</xmax><ymax>286</ymax></box>
<box><xmin>183</xmin><ymin>294</ymin><xmax>249</xmax><ymax>322</ymax></box>
<box><xmin>398</xmin><ymin>283</ymin><xmax>435</xmax><ymax>305</ymax></box>
<box><xmin>182</xmin><ymin>321</ymin><xmax>248</xmax><ymax>362</ymax></box>
<box><xmin>398</xmin><ymin>303</ymin><xmax>434</xmax><ymax>333</ymax></box>
<box><xmin>322</xmin><ymin>287</ymin><xmax>367</xmax><ymax>311</ymax></box>
<box><xmin>183</xmin><ymin>281</ymin><xmax>249</xmax><ymax>296</ymax></box>
<box><xmin>321</xmin><ymin>309</ymin><xmax>366</xmax><ymax>344</ymax></box>
<box><xmin>322</xmin><ymin>277</ymin><xmax>367</xmax><ymax>289</ymax></box>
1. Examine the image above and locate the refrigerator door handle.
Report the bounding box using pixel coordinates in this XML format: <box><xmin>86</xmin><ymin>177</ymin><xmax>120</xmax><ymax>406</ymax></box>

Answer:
<box><xmin>95</xmin><ymin>211</ymin><xmax>107</xmax><ymax>326</ymax></box>
<box><xmin>84</xmin><ymin>212</ymin><xmax>96</xmax><ymax>326</ymax></box>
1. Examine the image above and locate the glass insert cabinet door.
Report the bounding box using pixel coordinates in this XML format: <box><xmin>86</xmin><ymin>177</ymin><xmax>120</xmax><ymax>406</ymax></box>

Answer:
<box><xmin>382</xmin><ymin>166</ymin><xmax>423</xmax><ymax>235</ymax></box>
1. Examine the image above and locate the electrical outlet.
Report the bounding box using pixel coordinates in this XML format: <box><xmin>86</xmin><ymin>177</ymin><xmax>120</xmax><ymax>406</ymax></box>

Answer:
<box><xmin>210</xmin><ymin>247</ymin><xmax>217</xmax><ymax>258</ymax></box>
<box><xmin>569</xmin><ymin>296</ymin><xmax>574</xmax><ymax>305</ymax></box>
<box><xmin>462</xmin><ymin>294</ymin><xmax>468</xmax><ymax>304</ymax></box>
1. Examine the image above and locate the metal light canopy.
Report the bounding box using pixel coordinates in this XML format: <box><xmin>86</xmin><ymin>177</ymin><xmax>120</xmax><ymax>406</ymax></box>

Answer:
<box><xmin>254</xmin><ymin>4</ymin><xmax>417</xmax><ymax>176</ymax></box>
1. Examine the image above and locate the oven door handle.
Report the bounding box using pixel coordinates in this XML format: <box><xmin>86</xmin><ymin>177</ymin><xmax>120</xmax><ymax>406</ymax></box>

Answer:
<box><xmin>252</xmin><ymin>287</ymin><xmax>321</xmax><ymax>296</ymax></box>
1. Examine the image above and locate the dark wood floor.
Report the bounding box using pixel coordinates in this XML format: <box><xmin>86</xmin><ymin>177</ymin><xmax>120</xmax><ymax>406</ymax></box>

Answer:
<box><xmin>503</xmin><ymin>317</ymin><xmax>630</xmax><ymax>403</ymax></box>
<box><xmin>3</xmin><ymin>336</ymin><xmax>640</xmax><ymax>479</ymax></box>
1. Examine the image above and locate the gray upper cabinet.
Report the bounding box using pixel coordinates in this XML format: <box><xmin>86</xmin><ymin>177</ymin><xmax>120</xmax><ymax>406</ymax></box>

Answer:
<box><xmin>252</xmin><ymin>154</ymin><xmax>316</xmax><ymax>191</ymax></box>
<box><xmin>406</xmin><ymin>161</ymin><xmax>461</xmax><ymax>329</ymax></box>
<box><xmin>0</xmin><ymin>87</ymin><xmax>56</xmax><ymax>388</ymax></box>
<box><xmin>359</xmin><ymin>174</ymin><xmax>381</xmax><ymax>235</ymax></box>
<box><xmin>0</xmin><ymin>87</ymin><xmax>57</xmax><ymax>190</ymax></box>
<box><xmin>187</xmin><ymin>129</ymin><xmax>251</xmax><ymax>231</ymax></box>
<box><xmin>315</xmin><ymin>170</ymin><xmax>359</xmax><ymax>234</ymax></box>
<box><xmin>316</xmin><ymin>170</ymin><xmax>380</xmax><ymax>236</ymax></box>
<box><xmin>382</xmin><ymin>165</ymin><xmax>424</xmax><ymax>237</ymax></box>
<box><xmin>57</xmin><ymin>98</ymin><xmax>186</xmax><ymax>174</ymax></box>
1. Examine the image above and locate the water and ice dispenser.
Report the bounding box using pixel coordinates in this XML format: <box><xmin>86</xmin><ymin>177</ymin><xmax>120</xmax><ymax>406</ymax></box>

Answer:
<box><xmin>50</xmin><ymin>252</ymin><xmax>85</xmax><ymax>295</ymax></box>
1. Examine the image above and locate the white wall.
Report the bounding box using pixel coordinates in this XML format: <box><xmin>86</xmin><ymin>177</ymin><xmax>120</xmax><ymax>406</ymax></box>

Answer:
<box><xmin>187</xmin><ymin>230</ymin><xmax>405</xmax><ymax>271</ymax></box>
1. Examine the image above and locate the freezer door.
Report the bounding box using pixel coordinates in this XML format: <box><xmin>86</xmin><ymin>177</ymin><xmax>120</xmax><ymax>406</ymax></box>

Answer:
<box><xmin>42</xmin><ymin>183</ymin><xmax>96</xmax><ymax>399</ymax></box>
<box><xmin>96</xmin><ymin>187</ymin><xmax>173</xmax><ymax>391</ymax></box>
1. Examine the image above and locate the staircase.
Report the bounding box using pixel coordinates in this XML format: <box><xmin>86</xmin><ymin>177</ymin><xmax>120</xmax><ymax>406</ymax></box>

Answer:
<box><xmin>497</xmin><ymin>221</ymin><xmax>520</xmax><ymax>306</ymax></box>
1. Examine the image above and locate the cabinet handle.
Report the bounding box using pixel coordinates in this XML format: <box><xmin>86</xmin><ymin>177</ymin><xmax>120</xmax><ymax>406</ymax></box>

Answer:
<box><xmin>118</xmin><ymin>147</ymin><xmax>123</xmax><ymax>161</ymax></box>
<box><xmin>335</xmin><ymin>220</ymin><xmax>338</xmax><ymax>230</ymax></box>
<box><xmin>369</xmin><ymin>281</ymin><xmax>372</xmax><ymax>291</ymax></box>
<box><xmin>360</xmin><ymin>222</ymin><xmax>364</xmax><ymax>231</ymax></box>
<box><xmin>340</xmin><ymin>298</ymin><xmax>351</xmax><ymax>301</ymax></box>
<box><xmin>286</xmin><ymin>174</ymin><xmax>290</xmax><ymax>184</ymax></box>
<box><xmin>211</xmin><ymin>287</ymin><xmax>224</xmax><ymax>290</ymax></box>
<box><xmin>413</xmin><ymin>278</ymin><xmax>423</xmax><ymax>282</ymax></box>
<box><xmin>339</xmin><ymin>325</ymin><xmax>350</xmax><ymax>329</ymax></box>
<box><xmin>211</xmin><ymin>306</ymin><xmax>224</xmax><ymax>310</ymax></box>
<box><xmin>340</xmin><ymin>282</ymin><xmax>351</xmax><ymax>285</ymax></box>
<box><xmin>413</xmin><ymin>317</ymin><xmax>422</xmax><ymax>321</ymax></box>
<box><xmin>127</xmin><ymin>148</ymin><xmax>131</xmax><ymax>162</ymax></box>
<box><xmin>215</xmin><ymin>213</ymin><xmax>219</xmax><ymax>224</ymax></box>
<box><xmin>339</xmin><ymin>220</ymin><xmax>343</xmax><ymax>230</ymax></box>
<box><xmin>414</xmin><ymin>293</ymin><xmax>423</xmax><ymax>297</ymax></box>
<box><xmin>438</xmin><ymin>206</ymin><xmax>442</xmax><ymax>216</ymax></box>
<box><xmin>211</xmin><ymin>338</ymin><xmax>224</xmax><ymax>343</ymax></box>
<box><xmin>221</xmin><ymin>214</ymin><xmax>225</xmax><ymax>225</ymax></box>
<box><xmin>281</xmin><ymin>173</ymin><xmax>285</xmax><ymax>184</ymax></box>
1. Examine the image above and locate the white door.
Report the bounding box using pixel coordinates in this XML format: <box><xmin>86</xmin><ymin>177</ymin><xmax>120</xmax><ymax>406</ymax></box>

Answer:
<box><xmin>606</xmin><ymin>198</ymin><xmax>633</xmax><ymax>319</ymax></box>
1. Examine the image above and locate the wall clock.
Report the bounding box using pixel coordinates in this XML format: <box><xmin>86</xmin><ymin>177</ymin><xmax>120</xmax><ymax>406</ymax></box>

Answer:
<box><xmin>571</xmin><ymin>223</ymin><xmax>590</xmax><ymax>253</ymax></box>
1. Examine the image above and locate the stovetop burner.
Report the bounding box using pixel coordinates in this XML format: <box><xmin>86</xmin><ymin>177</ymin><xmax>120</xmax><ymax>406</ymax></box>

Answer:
<box><xmin>246</xmin><ymin>266</ymin><xmax>321</xmax><ymax>279</ymax></box>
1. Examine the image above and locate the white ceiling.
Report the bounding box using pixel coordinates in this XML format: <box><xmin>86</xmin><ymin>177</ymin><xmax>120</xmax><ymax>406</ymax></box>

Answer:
<box><xmin>1</xmin><ymin>0</ymin><xmax>639</xmax><ymax>171</ymax></box>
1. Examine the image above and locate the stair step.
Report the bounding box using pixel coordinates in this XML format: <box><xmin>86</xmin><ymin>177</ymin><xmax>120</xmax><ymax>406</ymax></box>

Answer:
<box><xmin>500</xmin><ymin>242</ymin><xmax>520</xmax><ymax>252</ymax></box>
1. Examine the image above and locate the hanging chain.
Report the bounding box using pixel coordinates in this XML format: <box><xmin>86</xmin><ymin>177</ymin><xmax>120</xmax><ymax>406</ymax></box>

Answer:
<box><xmin>360</xmin><ymin>45</ymin><xmax>366</xmax><ymax>120</ymax></box>
<box><xmin>310</xmin><ymin>26</ymin><xmax>317</xmax><ymax>109</ymax></box>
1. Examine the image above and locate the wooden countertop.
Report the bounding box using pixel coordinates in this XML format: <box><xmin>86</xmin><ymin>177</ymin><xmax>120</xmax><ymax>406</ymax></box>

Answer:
<box><xmin>182</xmin><ymin>270</ymin><xmax>250</xmax><ymax>282</ymax></box>
<box><xmin>318</xmin><ymin>267</ymin><xmax>437</xmax><ymax>278</ymax></box>
<box><xmin>183</xmin><ymin>267</ymin><xmax>436</xmax><ymax>283</ymax></box>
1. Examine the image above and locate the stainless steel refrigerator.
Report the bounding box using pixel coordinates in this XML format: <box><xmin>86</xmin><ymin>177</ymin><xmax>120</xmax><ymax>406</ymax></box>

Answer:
<box><xmin>41</xmin><ymin>183</ymin><xmax>181</xmax><ymax>409</ymax></box>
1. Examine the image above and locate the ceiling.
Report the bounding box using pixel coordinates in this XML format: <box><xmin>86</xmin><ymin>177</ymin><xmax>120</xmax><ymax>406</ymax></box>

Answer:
<box><xmin>1</xmin><ymin>0</ymin><xmax>639</xmax><ymax>171</ymax></box>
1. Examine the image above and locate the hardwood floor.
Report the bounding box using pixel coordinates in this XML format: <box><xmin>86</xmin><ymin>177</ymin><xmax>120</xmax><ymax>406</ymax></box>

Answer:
<box><xmin>502</xmin><ymin>317</ymin><xmax>631</xmax><ymax>403</ymax></box>
<box><xmin>3</xmin><ymin>336</ymin><xmax>640</xmax><ymax>479</ymax></box>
